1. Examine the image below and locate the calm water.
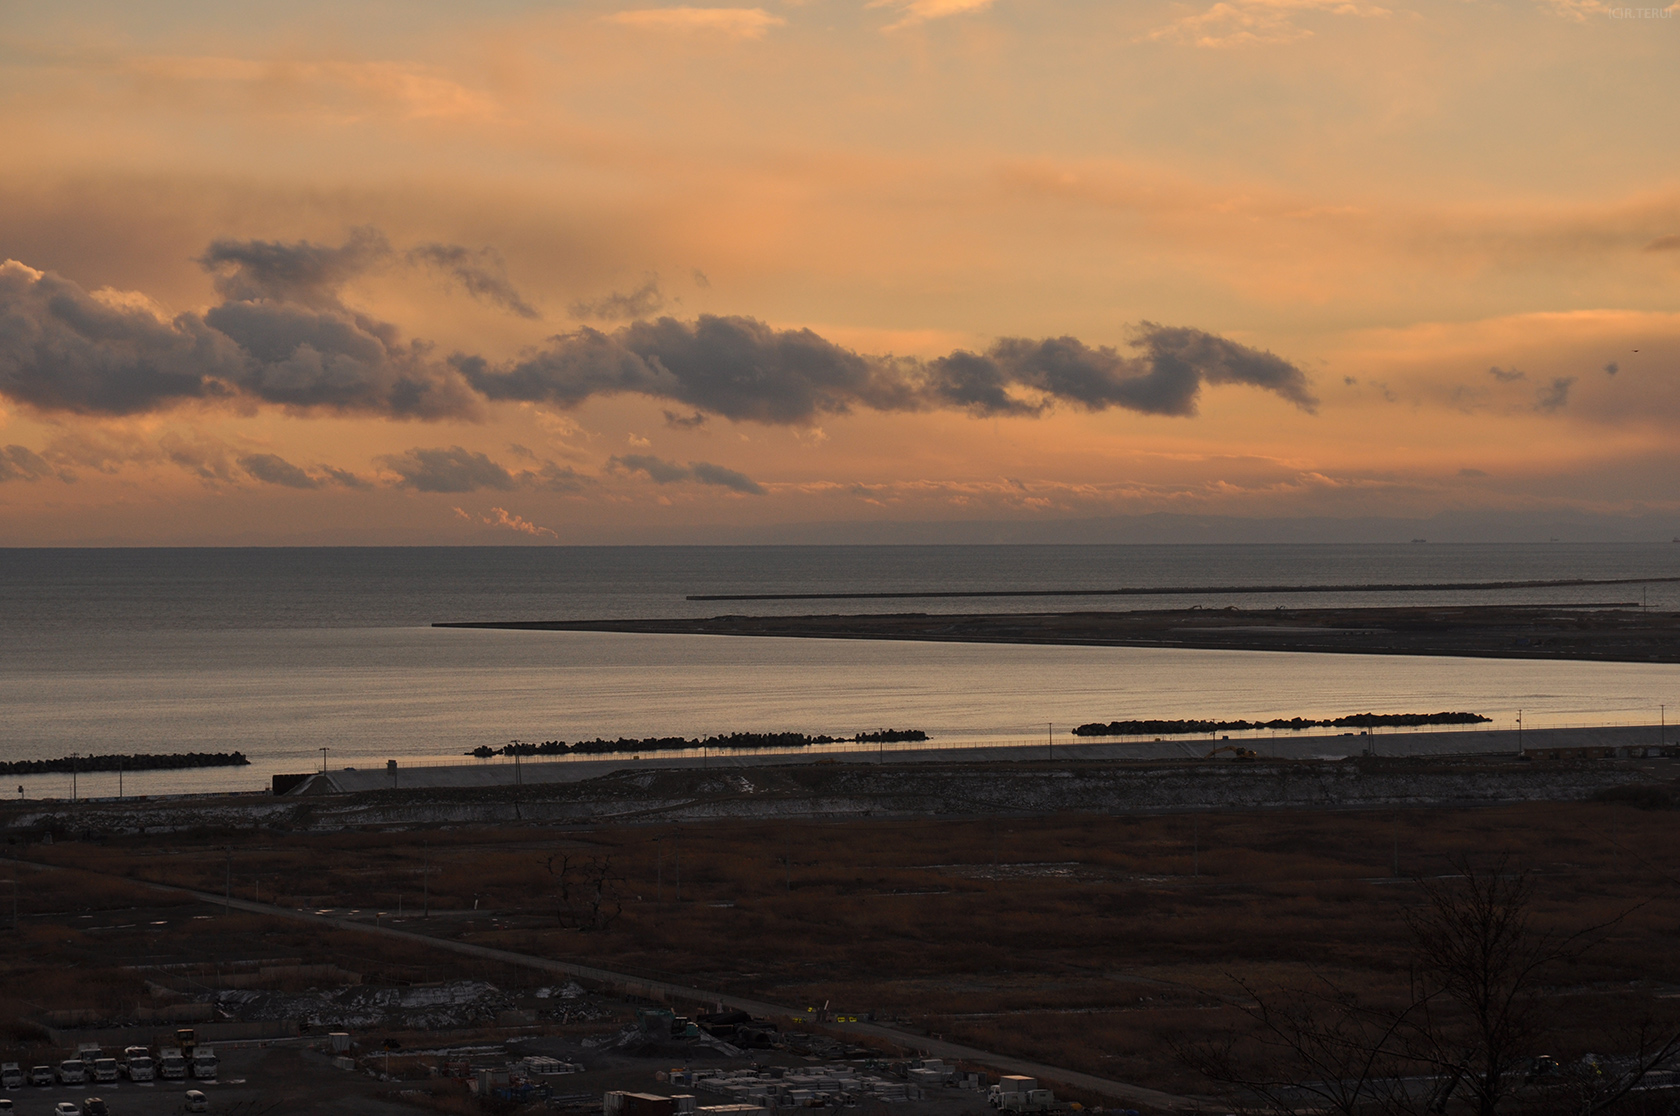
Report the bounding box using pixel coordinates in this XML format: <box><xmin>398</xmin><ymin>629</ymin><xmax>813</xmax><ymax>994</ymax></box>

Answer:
<box><xmin>2</xmin><ymin>545</ymin><xmax>1677</xmax><ymax>798</ymax></box>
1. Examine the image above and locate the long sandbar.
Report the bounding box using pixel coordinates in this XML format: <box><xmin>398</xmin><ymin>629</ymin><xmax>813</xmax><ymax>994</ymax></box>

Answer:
<box><xmin>436</xmin><ymin>604</ymin><xmax>1680</xmax><ymax>662</ymax></box>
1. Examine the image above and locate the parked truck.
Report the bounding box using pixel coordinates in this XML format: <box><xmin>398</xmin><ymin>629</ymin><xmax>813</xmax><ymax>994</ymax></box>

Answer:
<box><xmin>158</xmin><ymin>1048</ymin><xmax>188</xmax><ymax>1081</ymax></box>
<box><xmin>0</xmin><ymin>1062</ymin><xmax>22</xmax><ymax>1088</ymax></box>
<box><xmin>54</xmin><ymin>1058</ymin><xmax>86</xmax><ymax>1086</ymax></box>
<box><xmin>91</xmin><ymin>1056</ymin><xmax>119</xmax><ymax>1084</ymax></box>
<box><xmin>120</xmin><ymin>1046</ymin><xmax>155</xmax><ymax>1081</ymax></box>
<box><xmin>190</xmin><ymin>1047</ymin><xmax>218</xmax><ymax>1081</ymax></box>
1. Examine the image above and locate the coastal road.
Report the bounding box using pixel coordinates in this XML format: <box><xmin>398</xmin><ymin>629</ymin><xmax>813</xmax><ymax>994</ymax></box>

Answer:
<box><xmin>21</xmin><ymin>858</ymin><xmax>1203</xmax><ymax>1113</ymax></box>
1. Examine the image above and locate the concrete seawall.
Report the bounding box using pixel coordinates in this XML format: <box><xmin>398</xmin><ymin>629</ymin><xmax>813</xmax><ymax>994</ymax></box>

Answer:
<box><xmin>3</xmin><ymin>743</ymin><xmax>1672</xmax><ymax>835</ymax></box>
<box><xmin>301</xmin><ymin>722</ymin><xmax>1675</xmax><ymax>795</ymax></box>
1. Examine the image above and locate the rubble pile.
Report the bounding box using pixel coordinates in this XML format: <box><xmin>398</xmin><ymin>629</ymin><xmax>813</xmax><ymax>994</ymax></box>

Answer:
<box><xmin>216</xmin><ymin>980</ymin><xmax>519</xmax><ymax>1030</ymax></box>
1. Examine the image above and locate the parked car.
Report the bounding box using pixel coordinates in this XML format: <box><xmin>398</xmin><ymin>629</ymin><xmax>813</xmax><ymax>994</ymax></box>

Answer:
<box><xmin>83</xmin><ymin>1100</ymin><xmax>109</xmax><ymax>1116</ymax></box>
<box><xmin>185</xmin><ymin>1088</ymin><xmax>210</xmax><ymax>1112</ymax></box>
<box><xmin>29</xmin><ymin>1066</ymin><xmax>54</xmax><ymax>1087</ymax></box>
<box><xmin>0</xmin><ymin>1097</ymin><xmax>14</xmax><ymax>1112</ymax></box>
<box><xmin>54</xmin><ymin>1102</ymin><xmax>82</xmax><ymax>1116</ymax></box>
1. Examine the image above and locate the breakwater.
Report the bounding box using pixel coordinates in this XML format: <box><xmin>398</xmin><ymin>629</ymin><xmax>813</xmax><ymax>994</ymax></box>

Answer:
<box><xmin>0</xmin><ymin>752</ymin><xmax>250</xmax><ymax>776</ymax></box>
<box><xmin>1073</xmin><ymin>712</ymin><xmax>1490</xmax><ymax>737</ymax></box>
<box><xmin>467</xmin><ymin>729</ymin><xmax>928</xmax><ymax>758</ymax></box>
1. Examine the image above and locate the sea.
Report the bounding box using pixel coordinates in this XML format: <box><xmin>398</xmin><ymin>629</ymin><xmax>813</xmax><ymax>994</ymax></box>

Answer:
<box><xmin>2</xmin><ymin>544</ymin><xmax>1678</xmax><ymax>799</ymax></box>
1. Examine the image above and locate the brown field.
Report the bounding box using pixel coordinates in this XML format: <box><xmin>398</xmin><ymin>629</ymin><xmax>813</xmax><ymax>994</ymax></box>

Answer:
<box><xmin>11</xmin><ymin>796</ymin><xmax>1680</xmax><ymax>1098</ymax></box>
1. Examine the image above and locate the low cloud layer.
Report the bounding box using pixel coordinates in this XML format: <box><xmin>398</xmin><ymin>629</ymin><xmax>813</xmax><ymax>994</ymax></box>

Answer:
<box><xmin>464</xmin><ymin>315</ymin><xmax>1318</xmax><ymax>423</ymax></box>
<box><xmin>1</xmin><ymin>233</ymin><xmax>1317</xmax><ymax>426</ymax></box>
<box><xmin>609</xmin><ymin>453</ymin><xmax>765</xmax><ymax>494</ymax></box>
<box><xmin>379</xmin><ymin>445</ymin><xmax>590</xmax><ymax>493</ymax></box>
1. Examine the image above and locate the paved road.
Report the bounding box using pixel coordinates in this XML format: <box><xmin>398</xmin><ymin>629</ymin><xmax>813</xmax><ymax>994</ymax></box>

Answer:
<box><xmin>28</xmin><ymin>860</ymin><xmax>1200</xmax><ymax>1112</ymax></box>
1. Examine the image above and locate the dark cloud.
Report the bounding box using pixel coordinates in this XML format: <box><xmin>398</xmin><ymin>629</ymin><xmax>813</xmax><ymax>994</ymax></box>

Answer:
<box><xmin>663</xmin><ymin>410</ymin><xmax>708</xmax><ymax>429</ymax></box>
<box><xmin>1605</xmin><ymin>361</ymin><xmax>1619</xmax><ymax>376</ymax></box>
<box><xmin>203</xmin><ymin>299</ymin><xmax>476</xmax><ymax>418</ymax></box>
<box><xmin>532</xmin><ymin>461</ymin><xmax>589</xmax><ymax>492</ymax></box>
<box><xmin>0</xmin><ymin>239</ymin><xmax>477</xmax><ymax>419</ymax></box>
<box><xmin>1458</xmin><ymin>467</ymin><xmax>1488</xmax><ymax>477</ymax></box>
<box><xmin>239</xmin><ymin>452</ymin><xmax>319</xmax><ymax>489</ymax></box>
<box><xmin>569</xmin><ymin>277</ymin><xmax>667</xmax><ymax>322</ymax></box>
<box><xmin>0</xmin><ymin>443</ymin><xmax>54</xmax><ymax>482</ymax></box>
<box><xmin>1645</xmin><ymin>235</ymin><xmax>1680</xmax><ymax>252</ymax></box>
<box><xmin>3</xmin><ymin>236</ymin><xmax>1317</xmax><ymax>428</ymax></box>
<box><xmin>688</xmin><ymin>460</ymin><xmax>766</xmax><ymax>494</ymax></box>
<box><xmin>611</xmin><ymin>453</ymin><xmax>692</xmax><ymax>484</ymax></box>
<box><xmin>159</xmin><ymin>431</ymin><xmax>239</xmax><ymax>482</ymax></box>
<box><xmin>1488</xmin><ymin>366</ymin><xmax>1526</xmax><ymax>383</ymax></box>
<box><xmin>692</xmin><ymin>269</ymin><xmax>711</xmax><ymax>289</ymax></box>
<box><xmin>200</xmin><ymin>227</ymin><xmax>392</xmax><ymax>306</ymax></box>
<box><xmin>463</xmin><ymin>315</ymin><xmax>916</xmax><ymax>423</ymax></box>
<box><xmin>609</xmin><ymin>453</ymin><xmax>765</xmax><ymax>494</ymax></box>
<box><xmin>381</xmin><ymin>446</ymin><xmax>517</xmax><ymax>492</ymax></box>
<box><xmin>0</xmin><ymin>260</ymin><xmax>245</xmax><ymax>415</ymax></box>
<box><xmin>1536</xmin><ymin>376</ymin><xmax>1575</xmax><ymax>413</ymax></box>
<box><xmin>408</xmin><ymin>244</ymin><xmax>541</xmax><ymax>319</ymax></box>
<box><xmin>318</xmin><ymin>465</ymin><xmax>373</xmax><ymax>489</ymax></box>
<box><xmin>953</xmin><ymin>326</ymin><xmax>1317</xmax><ymax>416</ymax></box>
<box><xmin>465</xmin><ymin>316</ymin><xmax>1315</xmax><ymax>423</ymax></box>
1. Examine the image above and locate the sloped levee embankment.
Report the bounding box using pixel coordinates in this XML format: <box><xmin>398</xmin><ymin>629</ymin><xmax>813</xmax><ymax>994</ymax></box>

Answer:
<box><xmin>0</xmin><ymin>756</ymin><xmax>1667</xmax><ymax>836</ymax></box>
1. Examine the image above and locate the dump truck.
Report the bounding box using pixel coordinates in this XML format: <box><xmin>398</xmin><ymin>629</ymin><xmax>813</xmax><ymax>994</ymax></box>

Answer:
<box><xmin>191</xmin><ymin>1047</ymin><xmax>218</xmax><ymax>1081</ymax></box>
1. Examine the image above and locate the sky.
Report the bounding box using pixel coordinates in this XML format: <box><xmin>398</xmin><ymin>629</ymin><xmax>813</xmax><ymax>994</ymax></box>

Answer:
<box><xmin>0</xmin><ymin>0</ymin><xmax>1676</xmax><ymax>544</ymax></box>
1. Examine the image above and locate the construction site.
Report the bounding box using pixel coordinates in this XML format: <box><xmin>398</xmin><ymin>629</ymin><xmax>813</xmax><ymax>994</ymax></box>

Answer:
<box><xmin>4</xmin><ymin>739</ymin><xmax>1680</xmax><ymax>1114</ymax></box>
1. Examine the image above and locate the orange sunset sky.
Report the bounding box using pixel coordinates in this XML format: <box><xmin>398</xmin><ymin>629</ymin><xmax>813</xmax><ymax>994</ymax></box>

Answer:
<box><xmin>0</xmin><ymin>0</ymin><xmax>1676</xmax><ymax>544</ymax></box>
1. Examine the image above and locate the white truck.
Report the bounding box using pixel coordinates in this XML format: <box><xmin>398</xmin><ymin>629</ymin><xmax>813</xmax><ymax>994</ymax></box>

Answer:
<box><xmin>0</xmin><ymin>1062</ymin><xmax>22</xmax><ymax>1088</ymax></box>
<box><xmin>91</xmin><ymin>1056</ymin><xmax>119</xmax><ymax>1084</ymax></box>
<box><xmin>158</xmin><ymin>1047</ymin><xmax>188</xmax><ymax>1081</ymax></box>
<box><xmin>191</xmin><ymin>1048</ymin><xmax>218</xmax><ymax>1081</ymax></box>
<box><xmin>120</xmin><ymin>1046</ymin><xmax>155</xmax><ymax>1081</ymax></box>
<box><xmin>54</xmin><ymin>1058</ymin><xmax>86</xmax><ymax>1086</ymax></box>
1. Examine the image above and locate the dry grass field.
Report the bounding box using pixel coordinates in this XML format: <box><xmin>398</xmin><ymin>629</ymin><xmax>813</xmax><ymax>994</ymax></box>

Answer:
<box><xmin>12</xmin><ymin>795</ymin><xmax>1680</xmax><ymax>1099</ymax></box>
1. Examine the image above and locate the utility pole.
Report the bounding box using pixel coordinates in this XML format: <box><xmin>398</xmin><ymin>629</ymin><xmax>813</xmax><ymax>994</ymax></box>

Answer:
<box><xmin>320</xmin><ymin>747</ymin><xmax>329</xmax><ymax>774</ymax></box>
<box><xmin>70</xmin><ymin>754</ymin><xmax>78</xmax><ymax>803</ymax></box>
<box><xmin>1517</xmin><ymin>709</ymin><xmax>1523</xmax><ymax>757</ymax></box>
<box><xmin>1392</xmin><ymin>815</ymin><xmax>1400</xmax><ymax>878</ymax></box>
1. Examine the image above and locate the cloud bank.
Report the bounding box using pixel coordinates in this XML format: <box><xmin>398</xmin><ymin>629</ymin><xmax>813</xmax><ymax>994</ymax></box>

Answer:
<box><xmin>0</xmin><ymin>233</ymin><xmax>1317</xmax><ymax>427</ymax></box>
<box><xmin>609</xmin><ymin>453</ymin><xmax>766</xmax><ymax>494</ymax></box>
